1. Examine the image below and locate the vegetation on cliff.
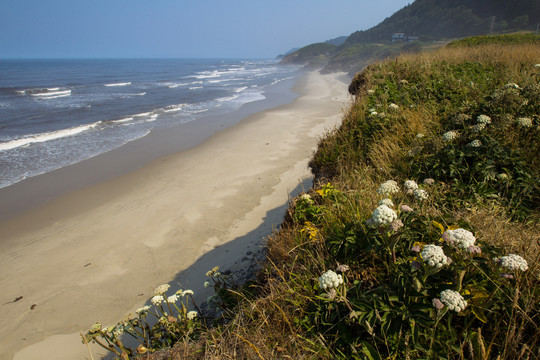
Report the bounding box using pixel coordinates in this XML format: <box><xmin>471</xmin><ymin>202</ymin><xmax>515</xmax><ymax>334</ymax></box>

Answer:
<box><xmin>281</xmin><ymin>0</ymin><xmax>540</xmax><ymax>73</ymax></box>
<box><xmin>85</xmin><ymin>36</ymin><xmax>539</xmax><ymax>359</ymax></box>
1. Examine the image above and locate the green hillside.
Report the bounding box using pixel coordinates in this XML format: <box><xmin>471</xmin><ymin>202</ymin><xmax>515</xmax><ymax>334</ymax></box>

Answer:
<box><xmin>84</xmin><ymin>35</ymin><xmax>540</xmax><ymax>360</ymax></box>
<box><xmin>281</xmin><ymin>0</ymin><xmax>540</xmax><ymax>73</ymax></box>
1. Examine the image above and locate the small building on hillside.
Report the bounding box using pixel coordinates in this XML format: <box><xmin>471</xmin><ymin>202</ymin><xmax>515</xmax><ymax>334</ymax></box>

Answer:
<box><xmin>392</xmin><ymin>33</ymin><xmax>406</xmax><ymax>42</ymax></box>
<box><xmin>392</xmin><ymin>33</ymin><xmax>419</xmax><ymax>42</ymax></box>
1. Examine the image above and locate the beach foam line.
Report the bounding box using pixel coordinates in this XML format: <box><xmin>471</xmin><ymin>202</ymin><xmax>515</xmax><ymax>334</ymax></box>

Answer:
<box><xmin>21</xmin><ymin>89</ymin><xmax>72</xmax><ymax>99</ymax></box>
<box><xmin>104</xmin><ymin>82</ymin><xmax>131</xmax><ymax>87</ymax></box>
<box><xmin>0</xmin><ymin>122</ymin><xmax>101</xmax><ymax>152</ymax></box>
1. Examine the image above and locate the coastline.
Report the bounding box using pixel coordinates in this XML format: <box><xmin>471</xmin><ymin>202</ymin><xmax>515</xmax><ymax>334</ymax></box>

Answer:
<box><xmin>0</xmin><ymin>70</ymin><xmax>349</xmax><ymax>360</ymax></box>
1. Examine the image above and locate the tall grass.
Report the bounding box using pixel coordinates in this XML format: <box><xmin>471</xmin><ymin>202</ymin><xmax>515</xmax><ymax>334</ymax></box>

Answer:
<box><xmin>94</xmin><ymin>39</ymin><xmax>540</xmax><ymax>360</ymax></box>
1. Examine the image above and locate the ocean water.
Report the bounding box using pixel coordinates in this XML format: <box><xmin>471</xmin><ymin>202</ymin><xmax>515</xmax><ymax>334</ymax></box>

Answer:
<box><xmin>0</xmin><ymin>59</ymin><xmax>300</xmax><ymax>189</ymax></box>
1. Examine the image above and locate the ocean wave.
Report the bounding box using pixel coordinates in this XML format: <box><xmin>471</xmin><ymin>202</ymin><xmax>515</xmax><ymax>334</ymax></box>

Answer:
<box><xmin>216</xmin><ymin>94</ymin><xmax>240</xmax><ymax>103</ymax></box>
<box><xmin>0</xmin><ymin>122</ymin><xmax>101</xmax><ymax>152</ymax></box>
<box><xmin>104</xmin><ymin>82</ymin><xmax>131</xmax><ymax>87</ymax></box>
<box><xmin>189</xmin><ymin>86</ymin><xmax>203</xmax><ymax>90</ymax></box>
<box><xmin>17</xmin><ymin>88</ymin><xmax>72</xmax><ymax>99</ymax></box>
<box><xmin>234</xmin><ymin>86</ymin><xmax>248</xmax><ymax>93</ymax></box>
<box><xmin>163</xmin><ymin>104</ymin><xmax>184</xmax><ymax>112</ymax></box>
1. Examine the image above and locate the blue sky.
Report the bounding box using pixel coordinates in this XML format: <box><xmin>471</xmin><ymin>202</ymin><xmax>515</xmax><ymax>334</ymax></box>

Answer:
<box><xmin>1</xmin><ymin>0</ymin><xmax>411</xmax><ymax>59</ymax></box>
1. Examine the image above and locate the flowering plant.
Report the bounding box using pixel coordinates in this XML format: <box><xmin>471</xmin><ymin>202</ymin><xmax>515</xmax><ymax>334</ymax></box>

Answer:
<box><xmin>82</xmin><ymin>285</ymin><xmax>200</xmax><ymax>357</ymax></box>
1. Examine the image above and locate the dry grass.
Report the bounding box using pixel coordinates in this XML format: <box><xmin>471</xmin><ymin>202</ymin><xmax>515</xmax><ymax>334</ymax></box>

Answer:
<box><xmin>145</xmin><ymin>41</ymin><xmax>539</xmax><ymax>360</ymax></box>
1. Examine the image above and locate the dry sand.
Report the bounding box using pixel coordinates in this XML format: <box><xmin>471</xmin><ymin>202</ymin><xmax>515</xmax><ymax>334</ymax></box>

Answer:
<box><xmin>0</xmin><ymin>70</ymin><xmax>349</xmax><ymax>360</ymax></box>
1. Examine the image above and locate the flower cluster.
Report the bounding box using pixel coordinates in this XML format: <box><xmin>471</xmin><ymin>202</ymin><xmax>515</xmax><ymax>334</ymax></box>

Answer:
<box><xmin>467</xmin><ymin>139</ymin><xmax>482</xmax><ymax>148</ymax></box>
<box><xmin>136</xmin><ymin>305</ymin><xmax>151</xmax><ymax>315</ymax></box>
<box><xmin>442</xmin><ymin>228</ymin><xmax>476</xmax><ymax>250</ymax></box>
<box><xmin>318</xmin><ymin>270</ymin><xmax>343</xmax><ymax>290</ymax></box>
<box><xmin>389</xmin><ymin>219</ymin><xmax>404</xmax><ymax>232</ymax></box>
<box><xmin>389</xmin><ymin>103</ymin><xmax>400</xmax><ymax>111</ymax></box>
<box><xmin>367</xmin><ymin>205</ymin><xmax>397</xmax><ymax>227</ymax></box>
<box><xmin>471</xmin><ymin>123</ymin><xmax>486</xmax><ymax>133</ymax></box>
<box><xmin>421</xmin><ymin>245</ymin><xmax>448</xmax><ymax>268</ymax></box>
<box><xmin>439</xmin><ymin>289</ymin><xmax>467</xmax><ymax>313</ymax></box>
<box><xmin>154</xmin><ymin>284</ymin><xmax>170</xmax><ymax>295</ymax></box>
<box><xmin>442</xmin><ymin>131</ymin><xmax>459</xmax><ymax>141</ymax></box>
<box><xmin>299</xmin><ymin>193</ymin><xmax>314</xmax><ymax>204</ymax></box>
<box><xmin>378</xmin><ymin>198</ymin><xmax>394</xmax><ymax>207</ymax></box>
<box><xmin>151</xmin><ymin>295</ymin><xmax>164</xmax><ymax>305</ymax></box>
<box><xmin>377</xmin><ymin>180</ymin><xmax>400</xmax><ymax>196</ymax></box>
<box><xmin>423</xmin><ymin>178</ymin><xmax>435</xmax><ymax>185</ymax></box>
<box><xmin>187</xmin><ymin>311</ymin><xmax>198</xmax><ymax>320</ymax></box>
<box><xmin>404</xmin><ymin>180</ymin><xmax>418</xmax><ymax>194</ymax></box>
<box><xmin>400</xmin><ymin>204</ymin><xmax>414</xmax><ymax>212</ymax></box>
<box><xmin>416</xmin><ymin>133</ymin><xmax>425</xmax><ymax>139</ymax></box>
<box><xmin>413</xmin><ymin>189</ymin><xmax>428</xmax><ymax>201</ymax></box>
<box><xmin>516</xmin><ymin>117</ymin><xmax>532</xmax><ymax>128</ymax></box>
<box><xmin>496</xmin><ymin>254</ymin><xmax>528</xmax><ymax>272</ymax></box>
<box><xmin>476</xmin><ymin>114</ymin><xmax>492</xmax><ymax>124</ymax></box>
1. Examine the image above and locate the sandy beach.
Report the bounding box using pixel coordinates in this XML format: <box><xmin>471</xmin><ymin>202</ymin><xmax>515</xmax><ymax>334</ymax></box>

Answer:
<box><xmin>0</xmin><ymin>70</ymin><xmax>349</xmax><ymax>360</ymax></box>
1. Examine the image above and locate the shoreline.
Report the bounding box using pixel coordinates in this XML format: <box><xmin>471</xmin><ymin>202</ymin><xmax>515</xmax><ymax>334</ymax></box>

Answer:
<box><xmin>0</xmin><ymin>73</ymin><xmax>300</xmax><ymax>223</ymax></box>
<box><xmin>0</xmin><ymin>70</ymin><xmax>349</xmax><ymax>360</ymax></box>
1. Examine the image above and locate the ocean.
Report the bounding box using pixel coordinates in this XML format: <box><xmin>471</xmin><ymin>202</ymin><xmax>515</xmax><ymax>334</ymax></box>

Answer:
<box><xmin>0</xmin><ymin>59</ymin><xmax>301</xmax><ymax>189</ymax></box>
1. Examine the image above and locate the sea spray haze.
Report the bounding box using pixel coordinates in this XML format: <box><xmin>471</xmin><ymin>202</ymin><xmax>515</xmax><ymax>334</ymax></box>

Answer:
<box><xmin>0</xmin><ymin>59</ymin><xmax>300</xmax><ymax>189</ymax></box>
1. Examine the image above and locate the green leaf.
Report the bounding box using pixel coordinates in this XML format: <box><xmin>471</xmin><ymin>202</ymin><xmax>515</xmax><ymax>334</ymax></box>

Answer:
<box><xmin>472</xmin><ymin>307</ymin><xmax>488</xmax><ymax>323</ymax></box>
<box><xmin>360</xmin><ymin>341</ymin><xmax>381</xmax><ymax>360</ymax></box>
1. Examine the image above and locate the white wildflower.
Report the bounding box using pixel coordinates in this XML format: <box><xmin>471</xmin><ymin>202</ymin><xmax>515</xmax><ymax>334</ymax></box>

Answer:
<box><xmin>497</xmin><ymin>254</ymin><xmax>528</xmax><ymax>272</ymax></box>
<box><xmin>476</xmin><ymin>114</ymin><xmax>492</xmax><ymax>124</ymax></box>
<box><xmin>468</xmin><ymin>139</ymin><xmax>482</xmax><ymax>148</ymax></box>
<box><xmin>389</xmin><ymin>103</ymin><xmax>400</xmax><ymax>110</ymax></box>
<box><xmin>442</xmin><ymin>131</ymin><xmax>460</xmax><ymax>141</ymax></box>
<box><xmin>440</xmin><ymin>289</ymin><xmax>467</xmax><ymax>313</ymax></box>
<box><xmin>378</xmin><ymin>198</ymin><xmax>394</xmax><ymax>207</ymax></box>
<box><xmin>471</xmin><ymin>123</ymin><xmax>486</xmax><ymax>132</ymax></box>
<box><xmin>413</xmin><ymin>189</ymin><xmax>428</xmax><ymax>201</ymax></box>
<box><xmin>516</xmin><ymin>117</ymin><xmax>532</xmax><ymax>128</ymax></box>
<box><xmin>378</xmin><ymin>112</ymin><xmax>386</xmax><ymax>118</ymax></box>
<box><xmin>300</xmin><ymin>193</ymin><xmax>314</xmax><ymax>204</ymax></box>
<box><xmin>167</xmin><ymin>294</ymin><xmax>179</xmax><ymax>304</ymax></box>
<box><xmin>377</xmin><ymin>180</ymin><xmax>400</xmax><ymax>196</ymax></box>
<box><xmin>442</xmin><ymin>228</ymin><xmax>476</xmax><ymax>250</ymax></box>
<box><xmin>421</xmin><ymin>244</ymin><xmax>448</xmax><ymax>268</ymax></box>
<box><xmin>151</xmin><ymin>295</ymin><xmax>164</xmax><ymax>305</ymax></box>
<box><xmin>135</xmin><ymin>305</ymin><xmax>151</xmax><ymax>315</ymax></box>
<box><xmin>154</xmin><ymin>284</ymin><xmax>170</xmax><ymax>295</ymax></box>
<box><xmin>368</xmin><ymin>205</ymin><xmax>398</xmax><ymax>227</ymax></box>
<box><xmin>404</xmin><ymin>180</ymin><xmax>419</xmax><ymax>194</ymax></box>
<box><xmin>187</xmin><ymin>311</ymin><xmax>198</xmax><ymax>320</ymax></box>
<box><xmin>423</xmin><ymin>178</ymin><xmax>435</xmax><ymax>185</ymax></box>
<box><xmin>505</xmin><ymin>83</ymin><xmax>521</xmax><ymax>90</ymax></box>
<box><xmin>179</xmin><ymin>289</ymin><xmax>194</xmax><ymax>297</ymax></box>
<box><xmin>204</xmin><ymin>281</ymin><xmax>211</xmax><ymax>288</ymax></box>
<box><xmin>318</xmin><ymin>270</ymin><xmax>343</xmax><ymax>290</ymax></box>
<box><xmin>370</xmin><ymin>111</ymin><xmax>378</xmax><ymax>116</ymax></box>
<box><xmin>416</xmin><ymin>133</ymin><xmax>425</xmax><ymax>139</ymax></box>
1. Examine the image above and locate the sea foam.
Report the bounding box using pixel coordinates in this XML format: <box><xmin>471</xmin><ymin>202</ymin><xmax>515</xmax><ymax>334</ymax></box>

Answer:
<box><xmin>0</xmin><ymin>122</ymin><xmax>101</xmax><ymax>152</ymax></box>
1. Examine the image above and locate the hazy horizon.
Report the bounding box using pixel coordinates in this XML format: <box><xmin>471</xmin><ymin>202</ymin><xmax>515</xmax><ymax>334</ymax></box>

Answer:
<box><xmin>1</xmin><ymin>0</ymin><xmax>410</xmax><ymax>59</ymax></box>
